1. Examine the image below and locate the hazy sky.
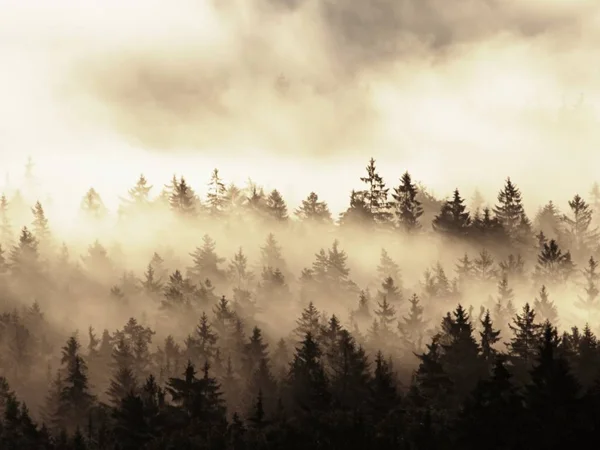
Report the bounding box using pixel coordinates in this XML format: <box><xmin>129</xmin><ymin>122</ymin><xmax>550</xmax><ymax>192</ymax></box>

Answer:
<box><xmin>1</xmin><ymin>0</ymin><xmax>600</xmax><ymax>215</ymax></box>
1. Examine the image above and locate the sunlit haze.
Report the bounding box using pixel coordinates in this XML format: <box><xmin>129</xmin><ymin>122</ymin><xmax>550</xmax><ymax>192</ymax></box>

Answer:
<box><xmin>1</xmin><ymin>0</ymin><xmax>600</xmax><ymax>218</ymax></box>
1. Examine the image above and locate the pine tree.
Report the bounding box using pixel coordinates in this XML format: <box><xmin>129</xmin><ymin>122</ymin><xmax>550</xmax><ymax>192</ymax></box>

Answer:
<box><xmin>374</xmin><ymin>296</ymin><xmax>396</xmax><ymax>332</ymax></box>
<box><xmin>0</xmin><ymin>194</ymin><xmax>12</xmax><ymax>246</ymax></box>
<box><xmin>294</xmin><ymin>192</ymin><xmax>333</xmax><ymax>225</ymax></box>
<box><xmin>493</xmin><ymin>178</ymin><xmax>530</xmax><ymax>241</ymax></box>
<box><xmin>507</xmin><ymin>303</ymin><xmax>543</xmax><ymax>384</ymax></box>
<box><xmin>398</xmin><ymin>294</ymin><xmax>426</xmax><ymax>351</ymax></box>
<box><xmin>455</xmin><ymin>253</ymin><xmax>474</xmax><ymax>284</ymax></box>
<box><xmin>562</xmin><ymin>194</ymin><xmax>599</xmax><ymax>259</ymax></box>
<box><xmin>31</xmin><ymin>201</ymin><xmax>50</xmax><ymax>245</ymax></box>
<box><xmin>294</xmin><ymin>302</ymin><xmax>321</xmax><ymax>341</ymax></box>
<box><xmin>498</xmin><ymin>254</ymin><xmax>525</xmax><ymax>283</ymax></box>
<box><xmin>576</xmin><ymin>256</ymin><xmax>600</xmax><ymax>319</ymax></box>
<box><xmin>80</xmin><ymin>188</ymin><xmax>107</xmax><ymax>220</ymax></box>
<box><xmin>286</xmin><ymin>333</ymin><xmax>330</xmax><ymax>416</ymax></box>
<box><xmin>57</xmin><ymin>336</ymin><xmax>95</xmax><ymax>433</ymax></box>
<box><xmin>339</xmin><ymin>190</ymin><xmax>372</xmax><ymax>229</ymax></box>
<box><xmin>228</xmin><ymin>247</ymin><xmax>254</xmax><ymax>290</ymax></box>
<box><xmin>432</xmin><ymin>188</ymin><xmax>471</xmax><ymax>237</ymax></box>
<box><xmin>378</xmin><ymin>276</ymin><xmax>402</xmax><ymax>306</ymax></box>
<box><xmin>479</xmin><ymin>310</ymin><xmax>501</xmax><ymax>368</ymax></box>
<box><xmin>9</xmin><ymin>227</ymin><xmax>40</xmax><ymax>277</ymax></box>
<box><xmin>534</xmin><ymin>239</ymin><xmax>575</xmax><ymax>283</ymax></box>
<box><xmin>360</xmin><ymin>157</ymin><xmax>392</xmax><ymax>226</ymax></box>
<box><xmin>206</xmin><ymin>168</ymin><xmax>228</xmax><ymax>218</ymax></box>
<box><xmin>326</xmin><ymin>239</ymin><xmax>352</xmax><ymax>292</ymax></box>
<box><xmin>264</xmin><ymin>189</ymin><xmax>289</xmax><ymax>222</ymax></box>
<box><xmin>472</xmin><ymin>249</ymin><xmax>496</xmax><ymax>282</ymax></box>
<box><xmin>169</xmin><ymin>177</ymin><xmax>197</xmax><ymax>217</ymax></box>
<box><xmin>391</xmin><ymin>171</ymin><xmax>423</xmax><ymax>232</ymax></box>
<box><xmin>188</xmin><ymin>234</ymin><xmax>226</xmax><ymax>285</ymax></box>
<box><xmin>141</xmin><ymin>263</ymin><xmax>163</xmax><ymax>296</ymax></box>
<box><xmin>376</xmin><ymin>249</ymin><xmax>401</xmax><ymax>283</ymax></box>
<box><xmin>534</xmin><ymin>201</ymin><xmax>563</xmax><ymax>240</ymax></box>
<box><xmin>493</xmin><ymin>275</ymin><xmax>516</xmax><ymax>330</ymax></box>
<box><xmin>260</xmin><ymin>233</ymin><xmax>286</xmax><ymax>273</ymax></box>
<box><xmin>533</xmin><ymin>285</ymin><xmax>558</xmax><ymax>325</ymax></box>
<box><xmin>120</xmin><ymin>174</ymin><xmax>152</xmax><ymax>215</ymax></box>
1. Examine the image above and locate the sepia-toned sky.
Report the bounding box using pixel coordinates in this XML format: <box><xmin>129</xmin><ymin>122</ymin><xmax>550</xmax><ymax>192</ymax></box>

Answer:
<box><xmin>1</xmin><ymin>0</ymin><xmax>600</xmax><ymax>215</ymax></box>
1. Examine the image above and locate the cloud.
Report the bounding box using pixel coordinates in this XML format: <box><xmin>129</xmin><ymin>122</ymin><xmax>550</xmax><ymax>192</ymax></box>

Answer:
<box><xmin>1</xmin><ymin>0</ymin><xmax>600</xmax><ymax>211</ymax></box>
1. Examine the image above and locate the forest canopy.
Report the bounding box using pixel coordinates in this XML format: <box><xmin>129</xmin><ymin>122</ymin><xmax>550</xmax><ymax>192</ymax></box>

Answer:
<box><xmin>0</xmin><ymin>156</ymin><xmax>599</xmax><ymax>449</ymax></box>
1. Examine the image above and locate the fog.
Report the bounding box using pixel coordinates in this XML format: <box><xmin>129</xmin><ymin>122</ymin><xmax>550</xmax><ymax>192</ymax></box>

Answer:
<box><xmin>1</xmin><ymin>0</ymin><xmax>600</xmax><ymax>217</ymax></box>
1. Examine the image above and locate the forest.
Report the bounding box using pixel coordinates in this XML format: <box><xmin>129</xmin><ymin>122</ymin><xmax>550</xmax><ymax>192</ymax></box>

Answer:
<box><xmin>1</xmin><ymin>156</ymin><xmax>600</xmax><ymax>449</ymax></box>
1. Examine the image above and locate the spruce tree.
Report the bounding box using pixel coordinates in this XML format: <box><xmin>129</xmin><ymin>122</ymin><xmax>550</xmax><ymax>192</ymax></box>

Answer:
<box><xmin>294</xmin><ymin>192</ymin><xmax>333</xmax><ymax>225</ymax></box>
<box><xmin>391</xmin><ymin>171</ymin><xmax>423</xmax><ymax>232</ymax></box>
<box><xmin>376</xmin><ymin>249</ymin><xmax>401</xmax><ymax>284</ymax></box>
<box><xmin>432</xmin><ymin>189</ymin><xmax>471</xmax><ymax>238</ymax></box>
<box><xmin>479</xmin><ymin>310</ymin><xmax>501</xmax><ymax>369</ymax></box>
<box><xmin>120</xmin><ymin>174</ymin><xmax>152</xmax><ymax>216</ymax></box>
<box><xmin>507</xmin><ymin>303</ymin><xmax>543</xmax><ymax>384</ymax></box>
<box><xmin>228</xmin><ymin>247</ymin><xmax>254</xmax><ymax>290</ymax></box>
<box><xmin>80</xmin><ymin>188</ymin><xmax>107</xmax><ymax>220</ymax></box>
<box><xmin>294</xmin><ymin>302</ymin><xmax>321</xmax><ymax>341</ymax></box>
<box><xmin>169</xmin><ymin>177</ymin><xmax>197</xmax><ymax>217</ymax></box>
<box><xmin>562</xmin><ymin>194</ymin><xmax>599</xmax><ymax>259</ymax></box>
<box><xmin>264</xmin><ymin>189</ymin><xmax>289</xmax><ymax>223</ymax></box>
<box><xmin>359</xmin><ymin>157</ymin><xmax>392</xmax><ymax>226</ymax></box>
<box><xmin>188</xmin><ymin>234</ymin><xmax>226</xmax><ymax>285</ymax></box>
<box><xmin>533</xmin><ymin>285</ymin><xmax>558</xmax><ymax>325</ymax></box>
<box><xmin>493</xmin><ymin>178</ymin><xmax>530</xmax><ymax>241</ymax></box>
<box><xmin>338</xmin><ymin>190</ymin><xmax>372</xmax><ymax>229</ymax></box>
<box><xmin>260</xmin><ymin>234</ymin><xmax>286</xmax><ymax>273</ymax></box>
<box><xmin>206</xmin><ymin>168</ymin><xmax>228</xmax><ymax>218</ymax></box>
<box><xmin>576</xmin><ymin>256</ymin><xmax>600</xmax><ymax>320</ymax></box>
<box><xmin>534</xmin><ymin>239</ymin><xmax>575</xmax><ymax>284</ymax></box>
<box><xmin>9</xmin><ymin>227</ymin><xmax>40</xmax><ymax>278</ymax></box>
<box><xmin>398</xmin><ymin>294</ymin><xmax>426</xmax><ymax>351</ymax></box>
<box><xmin>472</xmin><ymin>249</ymin><xmax>496</xmax><ymax>282</ymax></box>
<box><xmin>0</xmin><ymin>194</ymin><xmax>12</xmax><ymax>246</ymax></box>
<box><xmin>57</xmin><ymin>336</ymin><xmax>95</xmax><ymax>433</ymax></box>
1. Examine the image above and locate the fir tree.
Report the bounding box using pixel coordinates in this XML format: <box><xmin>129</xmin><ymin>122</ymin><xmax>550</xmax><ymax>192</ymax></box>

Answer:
<box><xmin>294</xmin><ymin>302</ymin><xmax>321</xmax><ymax>341</ymax></box>
<box><xmin>432</xmin><ymin>188</ymin><xmax>471</xmax><ymax>238</ymax></box>
<box><xmin>58</xmin><ymin>336</ymin><xmax>95</xmax><ymax>433</ymax></box>
<box><xmin>169</xmin><ymin>177</ymin><xmax>197</xmax><ymax>217</ymax></box>
<box><xmin>576</xmin><ymin>256</ymin><xmax>600</xmax><ymax>319</ymax></box>
<box><xmin>391</xmin><ymin>171</ymin><xmax>423</xmax><ymax>232</ymax></box>
<box><xmin>80</xmin><ymin>188</ymin><xmax>107</xmax><ymax>220</ymax></box>
<box><xmin>562</xmin><ymin>194</ymin><xmax>599</xmax><ymax>259</ymax></box>
<box><xmin>534</xmin><ymin>200</ymin><xmax>563</xmax><ymax>240</ymax></box>
<box><xmin>479</xmin><ymin>310</ymin><xmax>501</xmax><ymax>368</ymax></box>
<box><xmin>260</xmin><ymin>233</ymin><xmax>286</xmax><ymax>273</ymax></box>
<box><xmin>294</xmin><ymin>192</ymin><xmax>333</xmax><ymax>225</ymax></box>
<box><xmin>399</xmin><ymin>294</ymin><xmax>426</xmax><ymax>351</ymax></box>
<box><xmin>339</xmin><ymin>190</ymin><xmax>372</xmax><ymax>229</ymax></box>
<box><xmin>493</xmin><ymin>178</ymin><xmax>530</xmax><ymax>241</ymax></box>
<box><xmin>534</xmin><ymin>239</ymin><xmax>575</xmax><ymax>284</ymax></box>
<box><xmin>120</xmin><ymin>174</ymin><xmax>152</xmax><ymax>215</ymax></box>
<box><xmin>0</xmin><ymin>194</ymin><xmax>12</xmax><ymax>246</ymax></box>
<box><xmin>206</xmin><ymin>168</ymin><xmax>228</xmax><ymax>218</ymax></box>
<box><xmin>360</xmin><ymin>157</ymin><xmax>392</xmax><ymax>226</ymax></box>
<box><xmin>264</xmin><ymin>189</ymin><xmax>289</xmax><ymax>222</ymax></box>
<box><xmin>376</xmin><ymin>248</ymin><xmax>401</xmax><ymax>284</ymax></box>
<box><xmin>507</xmin><ymin>303</ymin><xmax>543</xmax><ymax>384</ymax></box>
<box><xmin>9</xmin><ymin>227</ymin><xmax>40</xmax><ymax>277</ymax></box>
<box><xmin>228</xmin><ymin>247</ymin><xmax>254</xmax><ymax>290</ymax></box>
<box><xmin>472</xmin><ymin>249</ymin><xmax>497</xmax><ymax>282</ymax></box>
<box><xmin>188</xmin><ymin>234</ymin><xmax>226</xmax><ymax>285</ymax></box>
<box><xmin>533</xmin><ymin>285</ymin><xmax>558</xmax><ymax>325</ymax></box>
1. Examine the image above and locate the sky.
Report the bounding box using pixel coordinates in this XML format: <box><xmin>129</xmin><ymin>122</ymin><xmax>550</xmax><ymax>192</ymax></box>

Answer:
<box><xmin>1</xmin><ymin>0</ymin><xmax>600</xmax><ymax>216</ymax></box>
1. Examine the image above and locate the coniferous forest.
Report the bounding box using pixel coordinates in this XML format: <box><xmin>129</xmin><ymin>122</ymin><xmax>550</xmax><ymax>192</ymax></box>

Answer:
<box><xmin>2</xmin><ymin>157</ymin><xmax>600</xmax><ymax>449</ymax></box>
